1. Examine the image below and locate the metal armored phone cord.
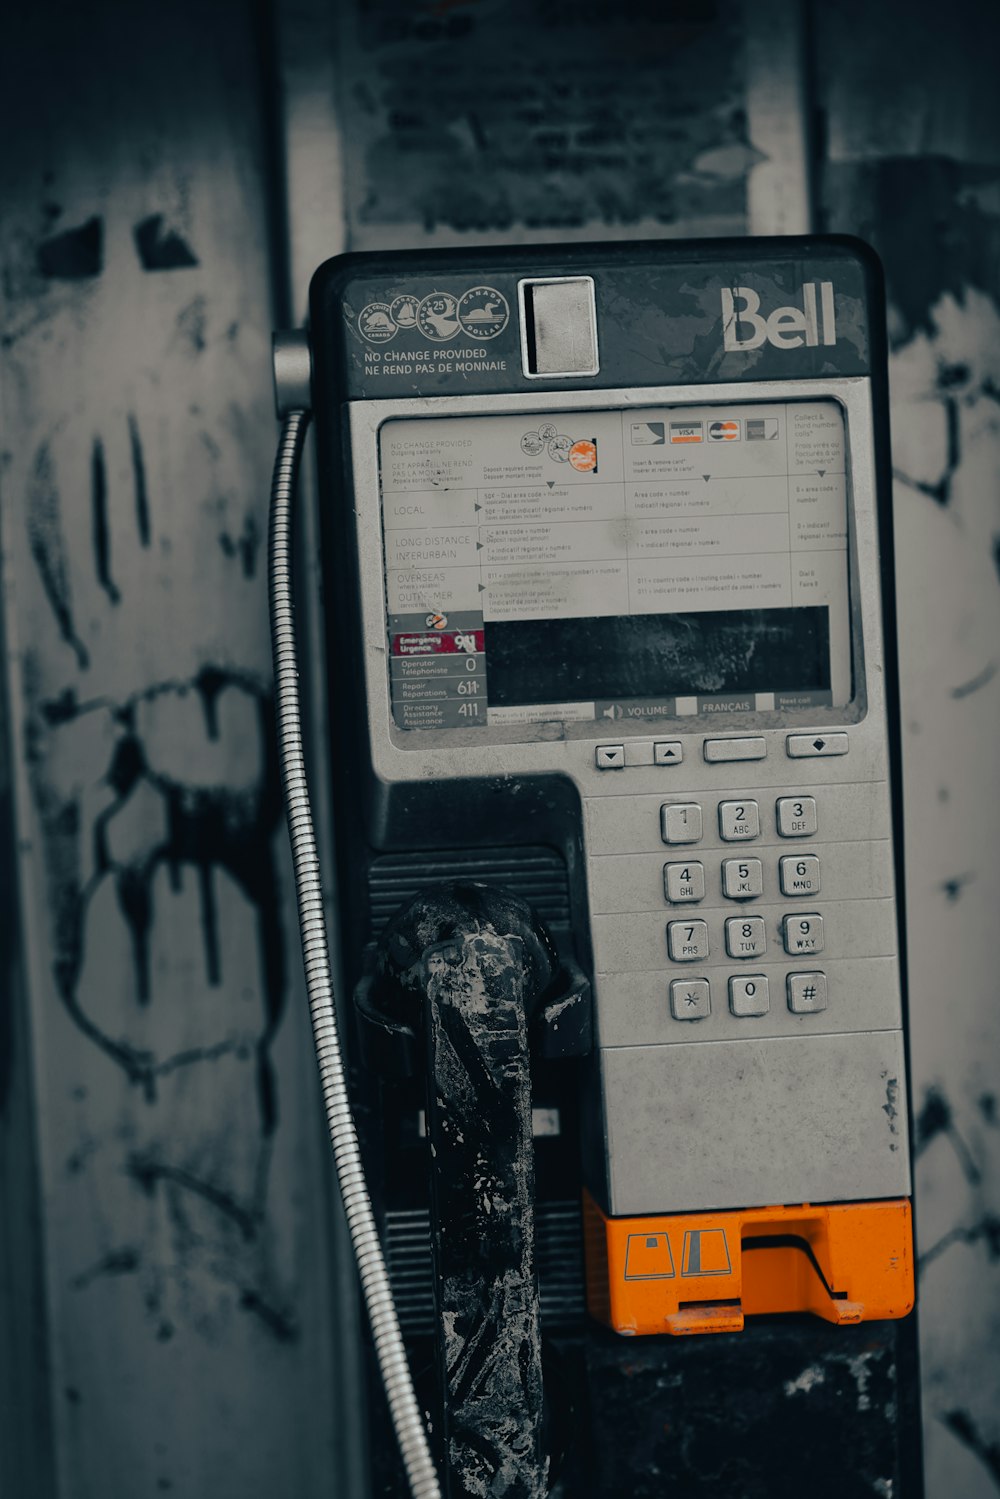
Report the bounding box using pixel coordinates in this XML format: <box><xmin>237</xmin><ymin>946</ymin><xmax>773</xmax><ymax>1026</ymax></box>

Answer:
<box><xmin>268</xmin><ymin>410</ymin><xmax>442</xmax><ymax>1499</ymax></box>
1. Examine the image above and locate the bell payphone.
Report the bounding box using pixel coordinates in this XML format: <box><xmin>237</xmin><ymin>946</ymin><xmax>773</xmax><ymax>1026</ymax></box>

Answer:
<box><xmin>273</xmin><ymin>237</ymin><xmax>918</xmax><ymax>1494</ymax></box>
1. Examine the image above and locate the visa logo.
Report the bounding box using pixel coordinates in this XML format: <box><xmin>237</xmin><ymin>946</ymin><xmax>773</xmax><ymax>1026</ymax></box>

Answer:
<box><xmin>721</xmin><ymin>282</ymin><xmax>837</xmax><ymax>351</ymax></box>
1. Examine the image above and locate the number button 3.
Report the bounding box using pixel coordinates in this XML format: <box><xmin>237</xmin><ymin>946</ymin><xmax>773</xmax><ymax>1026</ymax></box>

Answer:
<box><xmin>776</xmin><ymin>796</ymin><xmax>818</xmax><ymax>837</ymax></box>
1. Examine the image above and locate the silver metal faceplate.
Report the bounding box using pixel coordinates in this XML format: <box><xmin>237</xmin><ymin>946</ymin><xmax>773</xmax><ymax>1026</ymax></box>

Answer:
<box><xmin>344</xmin><ymin>379</ymin><xmax>910</xmax><ymax>1216</ymax></box>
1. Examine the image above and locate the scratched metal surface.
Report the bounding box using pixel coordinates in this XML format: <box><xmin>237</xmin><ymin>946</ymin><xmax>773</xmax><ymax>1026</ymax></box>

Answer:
<box><xmin>0</xmin><ymin>4</ymin><xmax>346</xmax><ymax>1497</ymax></box>
<box><xmin>815</xmin><ymin>2</ymin><xmax>1000</xmax><ymax>1493</ymax></box>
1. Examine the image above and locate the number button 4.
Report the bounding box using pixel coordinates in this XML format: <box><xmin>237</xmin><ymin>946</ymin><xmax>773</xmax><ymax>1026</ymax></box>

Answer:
<box><xmin>663</xmin><ymin>862</ymin><xmax>705</xmax><ymax>903</ymax></box>
<box><xmin>667</xmin><ymin>920</ymin><xmax>709</xmax><ymax>962</ymax></box>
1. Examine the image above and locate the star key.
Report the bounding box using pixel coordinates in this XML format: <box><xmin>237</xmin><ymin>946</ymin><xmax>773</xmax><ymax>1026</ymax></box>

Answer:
<box><xmin>669</xmin><ymin>977</ymin><xmax>710</xmax><ymax>1021</ymax></box>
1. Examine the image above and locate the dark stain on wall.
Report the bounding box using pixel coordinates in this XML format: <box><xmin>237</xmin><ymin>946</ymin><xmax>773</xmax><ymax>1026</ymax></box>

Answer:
<box><xmin>133</xmin><ymin>215</ymin><xmax>199</xmax><ymax>272</ymax></box>
<box><xmin>27</xmin><ymin>665</ymin><xmax>285</xmax><ymax>1135</ymax></box>
<box><xmin>91</xmin><ymin>437</ymin><xmax>120</xmax><ymax>605</ymax></box>
<box><xmin>218</xmin><ymin>515</ymin><xmax>260</xmax><ymax>578</ymax></box>
<box><xmin>36</xmin><ymin>215</ymin><xmax>103</xmax><ymax>279</ymax></box>
<box><xmin>128</xmin><ymin>413</ymin><xmax>152</xmax><ymax>547</ymax></box>
<box><xmin>823</xmin><ymin>157</ymin><xmax>1000</xmax><ymax>348</ymax></box>
<box><xmin>914</xmin><ymin>1084</ymin><xmax>980</xmax><ymax>1182</ymax></box>
<box><xmin>940</xmin><ymin>1408</ymin><xmax>1000</xmax><ymax>1487</ymax></box>
<box><xmin>26</xmin><ymin>441</ymin><xmax>89</xmax><ymax>669</ymax></box>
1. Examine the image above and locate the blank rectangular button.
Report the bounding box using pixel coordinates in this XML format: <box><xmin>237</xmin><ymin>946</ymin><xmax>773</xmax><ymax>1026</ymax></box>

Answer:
<box><xmin>786</xmin><ymin>733</ymin><xmax>849</xmax><ymax>758</ymax></box>
<box><xmin>704</xmin><ymin>737</ymin><xmax>766</xmax><ymax>763</ymax></box>
<box><xmin>520</xmin><ymin>277</ymin><xmax>599</xmax><ymax>377</ymax></box>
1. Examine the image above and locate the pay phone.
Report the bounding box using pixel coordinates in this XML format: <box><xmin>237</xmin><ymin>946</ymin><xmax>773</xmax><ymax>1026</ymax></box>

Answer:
<box><xmin>275</xmin><ymin>237</ymin><xmax>918</xmax><ymax>1493</ymax></box>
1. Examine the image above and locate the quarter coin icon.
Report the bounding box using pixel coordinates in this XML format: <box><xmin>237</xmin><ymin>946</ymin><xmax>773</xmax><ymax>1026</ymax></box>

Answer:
<box><xmin>418</xmin><ymin>292</ymin><xmax>460</xmax><ymax>341</ymax></box>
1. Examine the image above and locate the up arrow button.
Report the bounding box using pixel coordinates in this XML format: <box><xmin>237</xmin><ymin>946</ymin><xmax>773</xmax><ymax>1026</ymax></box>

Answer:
<box><xmin>787</xmin><ymin>732</ymin><xmax>849</xmax><ymax>759</ymax></box>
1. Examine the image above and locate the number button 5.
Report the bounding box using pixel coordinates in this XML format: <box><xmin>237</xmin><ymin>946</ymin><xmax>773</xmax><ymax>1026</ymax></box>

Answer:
<box><xmin>722</xmin><ymin>858</ymin><xmax>763</xmax><ymax>899</ymax></box>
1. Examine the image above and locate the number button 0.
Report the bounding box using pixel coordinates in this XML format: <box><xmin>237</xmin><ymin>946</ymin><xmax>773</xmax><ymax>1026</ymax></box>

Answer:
<box><xmin>663</xmin><ymin>862</ymin><xmax>705</xmax><ymax>903</ymax></box>
<box><xmin>729</xmin><ymin>974</ymin><xmax>769</xmax><ymax>1017</ymax></box>
<box><xmin>667</xmin><ymin>920</ymin><xmax>709</xmax><ymax>962</ymax></box>
<box><xmin>719</xmin><ymin>800</ymin><xmax>760</xmax><ymax>840</ymax></box>
<box><xmin>779</xmin><ymin>855</ymin><xmax>821</xmax><ymax>896</ymax></box>
<box><xmin>783</xmin><ymin>913</ymin><xmax>824</xmax><ymax>955</ymax></box>
<box><xmin>661</xmin><ymin>803</ymin><xmax>703</xmax><ymax>845</ymax></box>
<box><xmin>722</xmin><ymin>858</ymin><xmax>763</xmax><ymax>899</ymax></box>
<box><xmin>776</xmin><ymin>796</ymin><xmax>817</xmax><ymax>837</ymax></box>
<box><xmin>725</xmin><ymin>916</ymin><xmax>766</xmax><ymax>959</ymax></box>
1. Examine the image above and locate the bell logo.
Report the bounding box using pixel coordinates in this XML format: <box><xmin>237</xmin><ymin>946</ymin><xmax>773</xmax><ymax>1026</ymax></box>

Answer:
<box><xmin>721</xmin><ymin>282</ymin><xmax>837</xmax><ymax>351</ymax></box>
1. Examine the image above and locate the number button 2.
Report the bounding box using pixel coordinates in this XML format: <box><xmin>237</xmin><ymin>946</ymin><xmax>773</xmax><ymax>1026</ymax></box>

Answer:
<box><xmin>719</xmin><ymin>800</ymin><xmax>760</xmax><ymax>840</ymax></box>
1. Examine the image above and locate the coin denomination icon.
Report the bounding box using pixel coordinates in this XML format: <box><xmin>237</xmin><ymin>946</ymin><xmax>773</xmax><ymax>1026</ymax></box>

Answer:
<box><xmin>418</xmin><ymin>292</ymin><xmax>460</xmax><ymax>341</ymax></box>
<box><xmin>359</xmin><ymin>303</ymin><xmax>397</xmax><ymax>343</ymax></box>
<box><xmin>458</xmin><ymin>286</ymin><xmax>509</xmax><ymax>339</ymax></box>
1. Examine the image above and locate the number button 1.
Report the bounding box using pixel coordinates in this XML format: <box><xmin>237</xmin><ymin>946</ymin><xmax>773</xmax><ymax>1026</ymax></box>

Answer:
<box><xmin>663</xmin><ymin>862</ymin><xmax>705</xmax><ymax>903</ymax></box>
<box><xmin>783</xmin><ymin>913</ymin><xmax>824</xmax><ymax>955</ymax></box>
<box><xmin>661</xmin><ymin>803</ymin><xmax>703</xmax><ymax>845</ymax></box>
<box><xmin>776</xmin><ymin>796</ymin><xmax>817</xmax><ymax>837</ymax></box>
<box><xmin>667</xmin><ymin>920</ymin><xmax>709</xmax><ymax>962</ymax></box>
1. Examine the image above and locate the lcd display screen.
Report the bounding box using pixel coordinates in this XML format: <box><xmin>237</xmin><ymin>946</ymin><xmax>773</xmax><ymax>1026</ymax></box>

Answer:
<box><xmin>379</xmin><ymin>400</ymin><xmax>851</xmax><ymax>730</ymax></box>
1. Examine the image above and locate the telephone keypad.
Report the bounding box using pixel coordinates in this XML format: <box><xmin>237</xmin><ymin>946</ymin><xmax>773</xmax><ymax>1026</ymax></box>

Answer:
<box><xmin>729</xmin><ymin>974</ymin><xmax>769</xmax><ymax>1017</ymax></box>
<box><xmin>779</xmin><ymin>854</ymin><xmax>821</xmax><ymax>896</ymax></box>
<box><xmin>719</xmin><ymin>800</ymin><xmax>760</xmax><ymax>840</ymax></box>
<box><xmin>660</xmin><ymin>803</ymin><xmax>703</xmax><ymax>844</ymax></box>
<box><xmin>667</xmin><ymin>920</ymin><xmax>709</xmax><ymax>961</ymax></box>
<box><xmin>725</xmin><ymin>916</ymin><xmax>767</xmax><ymax>959</ymax></box>
<box><xmin>721</xmin><ymin>857</ymin><xmax>763</xmax><ymax>900</ymax></box>
<box><xmin>783</xmin><ymin>913</ymin><xmax>824</xmax><ymax>955</ymax></box>
<box><xmin>663</xmin><ymin>862</ymin><xmax>705</xmax><ymax>903</ymax></box>
<box><xmin>653</xmin><ymin>792</ymin><xmax>837</xmax><ymax>1021</ymax></box>
<box><xmin>670</xmin><ymin>977</ymin><xmax>711</xmax><ymax>1020</ymax></box>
